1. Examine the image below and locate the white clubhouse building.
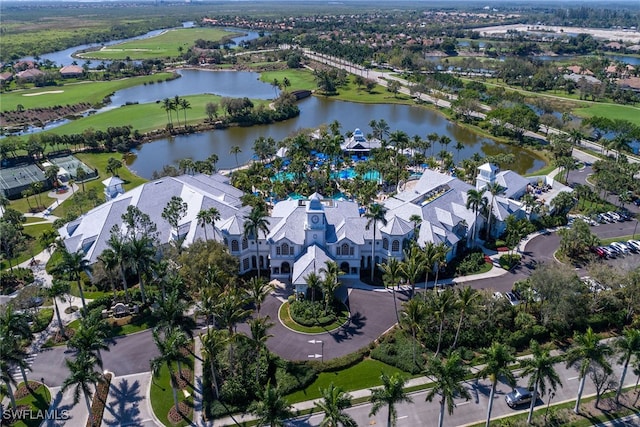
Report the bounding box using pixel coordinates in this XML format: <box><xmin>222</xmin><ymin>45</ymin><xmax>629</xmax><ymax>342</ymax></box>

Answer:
<box><xmin>59</xmin><ymin>163</ymin><xmax>570</xmax><ymax>285</ymax></box>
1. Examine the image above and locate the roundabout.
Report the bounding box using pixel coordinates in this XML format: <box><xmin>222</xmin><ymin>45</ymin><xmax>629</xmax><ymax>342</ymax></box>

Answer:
<box><xmin>278</xmin><ymin>301</ymin><xmax>350</xmax><ymax>335</ymax></box>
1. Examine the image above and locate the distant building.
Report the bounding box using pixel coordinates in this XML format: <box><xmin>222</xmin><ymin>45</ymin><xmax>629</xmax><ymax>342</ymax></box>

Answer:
<box><xmin>16</xmin><ymin>69</ymin><xmax>44</xmax><ymax>81</ymax></box>
<box><xmin>59</xmin><ymin>65</ymin><xmax>84</xmax><ymax>78</ymax></box>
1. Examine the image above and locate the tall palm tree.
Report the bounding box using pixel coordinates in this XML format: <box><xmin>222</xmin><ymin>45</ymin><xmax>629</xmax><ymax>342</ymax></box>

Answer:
<box><xmin>200</xmin><ymin>329</ymin><xmax>227</xmax><ymax>400</ymax></box>
<box><xmin>127</xmin><ymin>236</ymin><xmax>154</xmax><ymax>305</ymax></box>
<box><xmin>230</xmin><ymin>146</ymin><xmax>242</xmax><ymax>169</ymax></box>
<box><xmin>179</xmin><ymin>98</ymin><xmax>191</xmax><ymax>126</ymax></box>
<box><xmin>249</xmin><ymin>381</ymin><xmax>294</xmax><ymax>427</ymax></box>
<box><xmin>380</xmin><ymin>257</ymin><xmax>404</xmax><ymax>325</ymax></box>
<box><xmin>97</xmin><ymin>249</ymin><xmax>119</xmax><ymax>296</ymax></box>
<box><xmin>61</xmin><ymin>352</ymin><xmax>102</xmax><ymax>415</ymax></box>
<box><xmin>400</xmin><ymin>298</ymin><xmax>424</xmax><ymax>368</ymax></box>
<box><xmin>0</xmin><ymin>336</ymin><xmax>26</xmax><ymax>410</ymax></box>
<box><xmin>365</xmin><ymin>204</ymin><xmax>388</xmax><ymax>282</ymax></box>
<box><xmin>0</xmin><ymin>307</ymin><xmax>32</xmax><ymax>386</ymax></box>
<box><xmin>484</xmin><ymin>182</ymin><xmax>506</xmax><ymax>240</ymax></box>
<box><xmin>422</xmin><ymin>242</ymin><xmax>449</xmax><ymax>293</ymax></box>
<box><xmin>466</xmin><ymin>189</ymin><xmax>488</xmax><ymax>245</ymax></box>
<box><xmin>56</xmin><ymin>249</ymin><xmax>90</xmax><ymax>312</ymax></box>
<box><xmin>566</xmin><ymin>327</ymin><xmax>612</xmax><ymax>414</ymax></box>
<box><xmin>244</xmin><ymin>205</ymin><xmax>270</xmax><ymax>278</ymax></box>
<box><xmin>162</xmin><ymin>98</ymin><xmax>173</xmax><ymax>126</ymax></box>
<box><xmin>150</xmin><ymin>327</ymin><xmax>192</xmax><ymax>411</ymax></box>
<box><xmin>477</xmin><ymin>342</ymin><xmax>516</xmax><ymax>427</ymax></box>
<box><xmin>215</xmin><ymin>288</ymin><xmax>251</xmax><ymax>336</ymax></box>
<box><xmin>520</xmin><ymin>340</ymin><xmax>563</xmax><ymax>424</ymax></box>
<box><xmin>615</xmin><ymin>328</ymin><xmax>640</xmax><ymax>404</ymax></box>
<box><xmin>246</xmin><ymin>277</ymin><xmax>274</xmax><ymax>317</ymax></box>
<box><xmin>49</xmin><ymin>280</ymin><xmax>71</xmax><ymax>338</ymax></box>
<box><xmin>196</xmin><ymin>209</ymin><xmax>211</xmax><ymax>241</ymax></box>
<box><xmin>369</xmin><ymin>373</ymin><xmax>412</xmax><ymax>427</ymax></box>
<box><xmin>429</xmin><ymin>289</ymin><xmax>455</xmax><ymax>356</ymax></box>
<box><xmin>424</xmin><ymin>352</ymin><xmax>471</xmax><ymax>427</ymax></box>
<box><xmin>155</xmin><ymin>288</ymin><xmax>195</xmax><ymax>339</ymax></box>
<box><xmin>315</xmin><ymin>383</ymin><xmax>357</xmax><ymax>427</ymax></box>
<box><xmin>401</xmin><ymin>245</ymin><xmax>424</xmax><ymax>298</ymax></box>
<box><xmin>249</xmin><ymin>316</ymin><xmax>274</xmax><ymax>383</ymax></box>
<box><xmin>320</xmin><ymin>261</ymin><xmax>343</xmax><ymax>315</ymax></box>
<box><xmin>107</xmin><ymin>230</ymin><xmax>131</xmax><ymax>302</ymax></box>
<box><xmin>67</xmin><ymin>311</ymin><xmax>110</xmax><ymax>369</ymax></box>
<box><xmin>452</xmin><ymin>286</ymin><xmax>479</xmax><ymax>350</ymax></box>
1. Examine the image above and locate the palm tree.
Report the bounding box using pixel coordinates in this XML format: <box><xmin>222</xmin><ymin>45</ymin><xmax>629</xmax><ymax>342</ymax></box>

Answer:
<box><xmin>215</xmin><ymin>288</ymin><xmax>251</xmax><ymax>336</ymax></box>
<box><xmin>230</xmin><ymin>146</ymin><xmax>242</xmax><ymax>169</ymax></box>
<box><xmin>451</xmin><ymin>286</ymin><xmax>479</xmax><ymax>350</ymax></box>
<box><xmin>61</xmin><ymin>352</ymin><xmax>102</xmax><ymax>415</ymax></box>
<box><xmin>466</xmin><ymin>189</ymin><xmax>487</xmax><ymax>245</ymax></box>
<box><xmin>380</xmin><ymin>257</ymin><xmax>404</xmax><ymax>325</ymax></box>
<box><xmin>429</xmin><ymin>289</ymin><xmax>455</xmax><ymax>356</ymax></box>
<box><xmin>150</xmin><ymin>327</ymin><xmax>192</xmax><ymax>411</ymax></box>
<box><xmin>196</xmin><ymin>210</ymin><xmax>211</xmax><ymax>241</ymax></box>
<box><xmin>246</xmin><ymin>277</ymin><xmax>273</xmax><ymax>317</ymax></box>
<box><xmin>67</xmin><ymin>312</ymin><xmax>110</xmax><ymax>369</ymax></box>
<box><xmin>365</xmin><ymin>204</ymin><xmax>388</xmax><ymax>282</ymax></box>
<box><xmin>244</xmin><ymin>205</ymin><xmax>270</xmax><ymax>278</ymax></box>
<box><xmin>179</xmin><ymin>98</ymin><xmax>191</xmax><ymax>127</ymax></box>
<box><xmin>477</xmin><ymin>342</ymin><xmax>516</xmax><ymax>427</ymax></box>
<box><xmin>156</xmin><ymin>288</ymin><xmax>195</xmax><ymax>339</ymax></box>
<box><xmin>49</xmin><ymin>280</ymin><xmax>71</xmax><ymax>338</ymax></box>
<box><xmin>422</xmin><ymin>242</ymin><xmax>449</xmax><ymax>292</ymax></box>
<box><xmin>0</xmin><ymin>337</ymin><xmax>25</xmax><ymax>410</ymax></box>
<box><xmin>162</xmin><ymin>98</ymin><xmax>173</xmax><ymax>126</ymax></box>
<box><xmin>409</xmin><ymin>214</ymin><xmax>422</xmax><ymax>240</ymax></box>
<box><xmin>0</xmin><ymin>309</ymin><xmax>32</xmax><ymax>409</ymax></box>
<box><xmin>315</xmin><ymin>383</ymin><xmax>357</xmax><ymax>427</ymax></box>
<box><xmin>615</xmin><ymin>328</ymin><xmax>640</xmax><ymax>404</ymax></box>
<box><xmin>127</xmin><ymin>236</ymin><xmax>154</xmax><ymax>305</ymax></box>
<box><xmin>172</xmin><ymin>95</ymin><xmax>181</xmax><ymax>127</ymax></box>
<box><xmin>56</xmin><ymin>249</ymin><xmax>90</xmax><ymax>312</ymax></box>
<box><xmin>566</xmin><ymin>327</ymin><xmax>613</xmax><ymax>414</ymax></box>
<box><xmin>484</xmin><ymin>182</ymin><xmax>506</xmax><ymax>240</ymax></box>
<box><xmin>200</xmin><ymin>329</ymin><xmax>227</xmax><ymax>400</ymax></box>
<box><xmin>248</xmin><ymin>316</ymin><xmax>274</xmax><ymax>383</ymax></box>
<box><xmin>401</xmin><ymin>245</ymin><xmax>424</xmax><ymax>298</ymax></box>
<box><xmin>369</xmin><ymin>373</ymin><xmax>412</xmax><ymax>427</ymax></box>
<box><xmin>400</xmin><ymin>298</ymin><xmax>424</xmax><ymax>368</ymax></box>
<box><xmin>319</xmin><ymin>261</ymin><xmax>343</xmax><ymax>315</ymax></box>
<box><xmin>249</xmin><ymin>381</ymin><xmax>294</xmax><ymax>427</ymax></box>
<box><xmin>424</xmin><ymin>352</ymin><xmax>471</xmax><ymax>427</ymax></box>
<box><xmin>520</xmin><ymin>340</ymin><xmax>563</xmax><ymax>424</ymax></box>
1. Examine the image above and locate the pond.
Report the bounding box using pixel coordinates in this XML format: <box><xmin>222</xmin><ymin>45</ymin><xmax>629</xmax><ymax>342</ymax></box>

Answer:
<box><xmin>127</xmin><ymin>84</ymin><xmax>545</xmax><ymax>178</ymax></box>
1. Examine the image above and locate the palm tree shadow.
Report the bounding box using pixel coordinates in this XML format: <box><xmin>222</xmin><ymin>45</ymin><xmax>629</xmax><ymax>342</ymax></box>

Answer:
<box><xmin>102</xmin><ymin>378</ymin><xmax>144</xmax><ymax>426</ymax></box>
<box><xmin>470</xmin><ymin>378</ymin><xmax>492</xmax><ymax>402</ymax></box>
<box><xmin>42</xmin><ymin>390</ymin><xmax>75</xmax><ymax>427</ymax></box>
<box><xmin>330</xmin><ymin>311</ymin><xmax>366</xmax><ymax>343</ymax></box>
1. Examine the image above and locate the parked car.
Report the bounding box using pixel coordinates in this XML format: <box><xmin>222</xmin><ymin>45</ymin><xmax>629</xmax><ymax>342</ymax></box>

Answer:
<box><xmin>607</xmin><ymin>212</ymin><xmax>622</xmax><ymax>222</ymax></box>
<box><xmin>598</xmin><ymin>213</ymin><xmax>613</xmax><ymax>223</ymax></box>
<box><xmin>601</xmin><ymin>246</ymin><xmax>617</xmax><ymax>258</ymax></box>
<box><xmin>593</xmin><ymin>246</ymin><xmax>607</xmax><ymax>258</ymax></box>
<box><xmin>616</xmin><ymin>211</ymin><xmax>631</xmax><ymax>221</ymax></box>
<box><xmin>610</xmin><ymin>242</ymin><xmax>630</xmax><ymax>255</ymax></box>
<box><xmin>505</xmin><ymin>292</ymin><xmax>520</xmax><ymax>306</ymax></box>
<box><xmin>626</xmin><ymin>240</ymin><xmax>640</xmax><ymax>252</ymax></box>
<box><xmin>505</xmin><ymin>387</ymin><xmax>535</xmax><ymax>408</ymax></box>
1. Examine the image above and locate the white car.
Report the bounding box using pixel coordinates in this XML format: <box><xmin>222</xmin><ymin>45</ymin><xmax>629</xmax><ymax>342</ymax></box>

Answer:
<box><xmin>611</xmin><ymin>242</ymin><xmax>630</xmax><ymax>255</ymax></box>
<box><xmin>626</xmin><ymin>240</ymin><xmax>640</xmax><ymax>252</ymax></box>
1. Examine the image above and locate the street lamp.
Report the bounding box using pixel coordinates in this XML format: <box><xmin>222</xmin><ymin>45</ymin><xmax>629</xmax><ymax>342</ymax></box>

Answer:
<box><xmin>544</xmin><ymin>389</ymin><xmax>556</xmax><ymax>424</ymax></box>
<box><xmin>308</xmin><ymin>339</ymin><xmax>324</xmax><ymax>363</ymax></box>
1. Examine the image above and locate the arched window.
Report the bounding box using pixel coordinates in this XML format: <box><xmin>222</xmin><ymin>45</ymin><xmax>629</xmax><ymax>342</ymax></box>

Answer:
<box><xmin>341</xmin><ymin>243</ymin><xmax>349</xmax><ymax>256</ymax></box>
<box><xmin>391</xmin><ymin>240</ymin><xmax>400</xmax><ymax>252</ymax></box>
<box><xmin>282</xmin><ymin>243</ymin><xmax>289</xmax><ymax>256</ymax></box>
<box><xmin>340</xmin><ymin>262</ymin><xmax>349</xmax><ymax>273</ymax></box>
<box><xmin>242</xmin><ymin>237</ymin><xmax>248</xmax><ymax>250</ymax></box>
<box><xmin>282</xmin><ymin>262</ymin><xmax>291</xmax><ymax>274</ymax></box>
<box><xmin>231</xmin><ymin>240</ymin><xmax>239</xmax><ymax>252</ymax></box>
<box><xmin>382</xmin><ymin>238</ymin><xmax>389</xmax><ymax>250</ymax></box>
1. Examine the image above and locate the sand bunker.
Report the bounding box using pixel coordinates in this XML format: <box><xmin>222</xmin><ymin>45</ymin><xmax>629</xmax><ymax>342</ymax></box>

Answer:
<box><xmin>23</xmin><ymin>90</ymin><xmax>64</xmax><ymax>97</ymax></box>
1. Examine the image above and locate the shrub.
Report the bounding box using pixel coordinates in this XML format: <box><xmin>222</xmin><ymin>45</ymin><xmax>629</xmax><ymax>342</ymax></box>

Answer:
<box><xmin>499</xmin><ymin>254</ymin><xmax>521</xmax><ymax>269</ymax></box>
<box><xmin>313</xmin><ymin>346</ymin><xmax>369</xmax><ymax>373</ymax></box>
<box><xmin>289</xmin><ymin>300</ymin><xmax>336</xmax><ymax>327</ymax></box>
<box><xmin>0</xmin><ymin>268</ymin><xmax>34</xmax><ymax>294</ymax></box>
<box><xmin>371</xmin><ymin>330</ymin><xmax>422</xmax><ymax>374</ymax></box>
<box><xmin>275</xmin><ymin>360</ymin><xmax>318</xmax><ymax>395</ymax></box>
<box><xmin>455</xmin><ymin>251</ymin><xmax>486</xmax><ymax>276</ymax></box>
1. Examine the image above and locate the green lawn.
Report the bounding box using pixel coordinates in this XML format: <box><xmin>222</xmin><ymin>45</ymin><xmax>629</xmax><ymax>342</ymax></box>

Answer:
<box><xmin>8</xmin><ymin>382</ymin><xmax>52</xmax><ymax>427</ymax></box>
<box><xmin>260</xmin><ymin>70</ymin><xmax>318</xmax><ymax>91</ymax></box>
<box><xmin>150</xmin><ymin>359</ymin><xmax>195</xmax><ymax>427</ymax></box>
<box><xmin>278</xmin><ymin>301</ymin><xmax>349</xmax><ymax>334</ymax></box>
<box><xmin>1</xmin><ymin>223</ymin><xmax>54</xmax><ymax>270</ymax></box>
<box><xmin>50</xmin><ymin>152</ymin><xmax>147</xmax><ymax>218</ymax></box>
<box><xmin>286</xmin><ymin>359</ymin><xmax>407</xmax><ymax>403</ymax></box>
<box><xmin>574</xmin><ymin>103</ymin><xmax>640</xmax><ymax>126</ymax></box>
<box><xmin>78</xmin><ymin>28</ymin><xmax>240</xmax><ymax>60</ymax></box>
<box><xmin>1</xmin><ymin>73</ymin><xmax>174</xmax><ymax>111</ymax></box>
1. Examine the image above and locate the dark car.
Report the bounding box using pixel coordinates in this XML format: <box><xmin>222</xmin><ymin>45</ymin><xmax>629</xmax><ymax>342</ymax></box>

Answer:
<box><xmin>505</xmin><ymin>387</ymin><xmax>535</xmax><ymax>408</ymax></box>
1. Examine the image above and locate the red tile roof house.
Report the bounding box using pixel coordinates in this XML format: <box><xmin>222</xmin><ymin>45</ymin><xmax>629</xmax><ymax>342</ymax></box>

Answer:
<box><xmin>16</xmin><ymin>68</ymin><xmax>44</xmax><ymax>82</ymax></box>
<box><xmin>0</xmin><ymin>72</ymin><xmax>13</xmax><ymax>84</ymax></box>
<box><xmin>59</xmin><ymin>65</ymin><xmax>84</xmax><ymax>78</ymax></box>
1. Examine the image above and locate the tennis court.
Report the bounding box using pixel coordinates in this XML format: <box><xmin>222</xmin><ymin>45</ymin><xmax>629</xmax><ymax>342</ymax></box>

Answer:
<box><xmin>48</xmin><ymin>155</ymin><xmax>97</xmax><ymax>181</ymax></box>
<box><xmin>0</xmin><ymin>163</ymin><xmax>49</xmax><ymax>198</ymax></box>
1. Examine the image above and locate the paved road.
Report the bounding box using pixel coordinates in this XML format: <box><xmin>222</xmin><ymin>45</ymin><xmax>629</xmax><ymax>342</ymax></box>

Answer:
<box><xmin>289</xmin><ymin>356</ymin><xmax>636</xmax><ymax>427</ymax></box>
<box><xmin>31</xmin><ymin>329</ymin><xmax>159</xmax><ymax>387</ymax></box>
